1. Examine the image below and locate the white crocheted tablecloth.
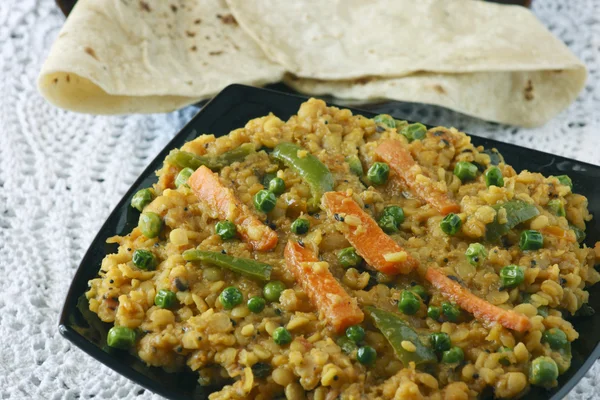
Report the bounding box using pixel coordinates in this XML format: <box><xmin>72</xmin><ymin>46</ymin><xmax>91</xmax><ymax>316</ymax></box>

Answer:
<box><xmin>0</xmin><ymin>0</ymin><xmax>599</xmax><ymax>398</ymax></box>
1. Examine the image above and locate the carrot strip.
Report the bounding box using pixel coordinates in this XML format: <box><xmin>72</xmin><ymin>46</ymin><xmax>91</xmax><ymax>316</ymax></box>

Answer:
<box><xmin>375</xmin><ymin>139</ymin><xmax>460</xmax><ymax>215</ymax></box>
<box><xmin>284</xmin><ymin>240</ymin><xmax>364</xmax><ymax>333</ymax></box>
<box><xmin>541</xmin><ymin>226</ymin><xmax>576</xmax><ymax>243</ymax></box>
<box><xmin>425</xmin><ymin>268</ymin><xmax>531</xmax><ymax>332</ymax></box>
<box><xmin>189</xmin><ymin>166</ymin><xmax>278</xmax><ymax>251</ymax></box>
<box><xmin>322</xmin><ymin>192</ymin><xmax>418</xmax><ymax>275</ymax></box>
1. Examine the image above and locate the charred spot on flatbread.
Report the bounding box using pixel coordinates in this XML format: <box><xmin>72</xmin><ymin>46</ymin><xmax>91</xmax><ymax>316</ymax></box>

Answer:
<box><xmin>139</xmin><ymin>1</ymin><xmax>151</xmax><ymax>12</ymax></box>
<box><xmin>84</xmin><ymin>46</ymin><xmax>98</xmax><ymax>60</ymax></box>
<box><xmin>355</xmin><ymin>77</ymin><xmax>374</xmax><ymax>85</ymax></box>
<box><xmin>217</xmin><ymin>14</ymin><xmax>237</xmax><ymax>25</ymax></box>
<box><xmin>433</xmin><ymin>84</ymin><xmax>446</xmax><ymax>95</ymax></box>
<box><xmin>524</xmin><ymin>80</ymin><xmax>534</xmax><ymax>100</ymax></box>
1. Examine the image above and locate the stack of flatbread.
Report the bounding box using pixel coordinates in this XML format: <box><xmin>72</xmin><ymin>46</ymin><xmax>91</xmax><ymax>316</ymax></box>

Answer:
<box><xmin>38</xmin><ymin>0</ymin><xmax>586</xmax><ymax>127</ymax></box>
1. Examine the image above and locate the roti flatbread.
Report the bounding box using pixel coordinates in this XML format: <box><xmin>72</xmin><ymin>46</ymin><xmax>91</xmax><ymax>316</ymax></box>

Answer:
<box><xmin>39</xmin><ymin>0</ymin><xmax>586</xmax><ymax>127</ymax></box>
<box><xmin>284</xmin><ymin>69</ymin><xmax>585</xmax><ymax>127</ymax></box>
<box><xmin>226</xmin><ymin>0</ymin><xmax>585</xmax><ymax>126</ymax></box>
<box><xmin>38</xmin><ymin>0</ymin><xmax>284</xmax><ymax>114</ymax></box>
<box><xmin>226</xmin><ymin>0</ymin><xmax>584</xmax><ymax>80</ymax></box>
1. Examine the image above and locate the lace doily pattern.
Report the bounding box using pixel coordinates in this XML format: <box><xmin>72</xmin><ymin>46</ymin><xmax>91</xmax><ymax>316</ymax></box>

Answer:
<box><xmin>0</xmin><ymin>0</ymin><xmax>598</xmax><ymax>398</ymax></box>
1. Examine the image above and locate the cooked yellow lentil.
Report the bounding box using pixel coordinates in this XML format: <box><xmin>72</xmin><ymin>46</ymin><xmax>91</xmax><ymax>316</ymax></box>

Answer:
<box><xmin>87</xmin><ymin>99</ymin><xmax>600</xmax><ymax>399</ymax></box>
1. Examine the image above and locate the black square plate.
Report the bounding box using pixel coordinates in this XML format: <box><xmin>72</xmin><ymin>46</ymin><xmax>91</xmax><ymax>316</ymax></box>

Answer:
<box><xmin>59</xmin><ymin>84</ymin><xmax>600</xmax><ymax>400</ymax></box>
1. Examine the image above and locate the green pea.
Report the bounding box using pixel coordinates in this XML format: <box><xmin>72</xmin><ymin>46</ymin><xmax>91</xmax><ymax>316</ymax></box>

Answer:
<box><xmin>345</xmin><ymin>325</ymin><xmax>366</xmax><ymax>343</ymax></box>
<box><xmin>219</xmin><ymin>286</ymin><xmax>243</xmax><ymax>309</ymax></box>
<box><xmin>337</xmin><ymin>336</ymin><xmax>358</xmax><ymax>354</ymax></box>
<box><xmin>379</xmin><ymin>206</ymin><xmax>404</xmax><ymax>233</ymax></box>
<box><xmin>484</xmin><ymin>166</ymin><xmax>504</xmax><ymax>188</ymax></box>
<box><xmin>401</xmin><ymin>123</ymin><xmax>427</xmax><ymax>142</ymax></box>
<box><xmin>357</xmin><ymin>346</ymin><xmax>377</xmax><ymax>365</ymax></box>
<box><xmin>272</xmin><ymin>327</ymin><xmax>292</xmax><ymax>345</ymax></box>
<box><xmin>440</xmin><ymin>213</ymin><xmax>462</xmax><ymax>236</ymax></box>
<box><xmin>263</xmin><ymin>281</ymin><xmax>286</xmax><ymax>302</ymax></box>
<box><xmin>529</xmin><ymin>356</ymin><xmax>559</xmax><ymax>387</ymax></box>
<box><xmin>291</xmin><ymin>218</ymin><xmax>310</xmax><ymax>235</ymax></box>
<box><xmin>441</xmin><ymin>346</ymin><xmax>464</xmax><ymax>363</ymax></box>
<box><xmin>430</xmin><ymin>332</ymin><xmax>452</xmax><ymax>352</ymax></box>
<box><xmin>555</xmin><ymin>175</ymin><xmax>572</xmax><ymax>189</ymax></box>
<box><xmin>373</xmin><ymin>114</ymin><xmax>396</xmax><ymax>129</ymax></box>
<box><xmin>175</xmin><ymin>167</ymin><xmax>194</xmax><ymax>188</ymax></box>
<box><xmin>547</xmin><ymin>199</ymin><xmax>566</xmax><ymax>217</ymax></box>
<box><xmin>542</xmin><ymin>328</ymin><xmax>568</xmax><ymax>350</ymax></box>
<box><xmin>519</xmin><ymin>230</ymin><xmax>544</xmax><ymax>251</ymax></box>
<box><xmin>346</xmin><ymin>155</ymin><xmax>364</xmax><ymax>176</ymax></box>
<box><xmin>442</xmin><ymin>302</ymin><xmax>460</xmax><ymax>322</ymax></box>
<box><xmin>215</xmin><ymin>220</ymin><xmax>237</xmax><ymax>240</ymax></box>
<box><xmin>378</xmin><ymin>215</ymin><xmax>399</xmax><ymax>234</ymax></box>
<box><xmin>138</xmin><ymin>212</ymin><xmax>162</xmax><ymax>238</ymax></box>
<box><xmin>453</xmin><ymin>161</ymin><xmax>478</xmax><ymax>181</ymax></box>
<box><xmin>155</xmin><ymin>289</ymin><xmax>177</xmax><ymax>308</ymax></box>
<box><xmin>383</xmin><ymin>206</ymin><xmax>405</xmax><ymax>223</ymax></box>
<box><xmin>268</xmin><ymin>177</ymin><xmax>286</xmax><ymax>196</ymax></box>
<box><xmin>107</xmin><ymin>326</ymin><xmax>136</xmax><ymax>349</ymax></box>
<box><xmin>465</xmin><ymin>243</ymin><xmax>487</xmax><ymax>267</ymax></box>
<box><xmin>132</xmin><ymin>249</ymin><xmax>156</xmax><ymax>270</ymax></box>
<box><xmin>338</xmin><ymin>247</ymin><xmax>363</xmax><ymax>268</ymax></box>
<box><xmin>427</xmin><ymin>306</ymin><xmax>441</xmax><ymax>320</ymax></box>
<box><xmin>247</xmin><ymin>296</ymin><xmax>266</xmax><ymax>314</ymax></box>
<box><xmin>367</xmin><ymin>162</ymin><xmax>390</xmax><ymax>185</ymax></box>
<box><xmin>253</xmin><ymin>190</ymin><xmax>277</xmax><ymax>213</ymax></box>
<box><xmin>398</xmin><ymin>290</ymin><xmax>421</xmax><ymax>315</ymax></box>
<box><xmin>131</xmin><ymin>188</ymin><xmax>154</xmax><ymax>211</ymax></box>
<box><xmin>411</xmin><ymin>285</ymin><xmax>429</xmax><ymax>303</ymax></box>
<box><xmin>499</xmin><ymin>265</ymin><xmax>524</xmax><ymax>288</ymax></box>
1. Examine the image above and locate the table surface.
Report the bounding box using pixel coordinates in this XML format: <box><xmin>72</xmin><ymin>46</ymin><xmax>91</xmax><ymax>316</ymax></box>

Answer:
<box><xmin>1</xmin><ymin>0</ymin><xmax>599</xmax><ymax>398</ymax></box>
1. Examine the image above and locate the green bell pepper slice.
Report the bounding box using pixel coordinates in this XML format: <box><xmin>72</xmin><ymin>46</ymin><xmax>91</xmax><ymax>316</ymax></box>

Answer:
<box><xmin>346</xmin><ymin>155</ymin><xmax>364</xmax><ymax>176</ymax></box>
<box><xmin>485</xmin><ymin>200</ymin><xmax>540</xmax><ymax>242</ymax></box>
<box><xmin>366</xmin><ymin>306</ymin><xmax>437</xmax><ymax>367</ymax></box>
<box><xmin>271</xmin><ymin>142</ymin><xmax>334</xmax><ymax>204</ymax></box>
<box><xmin>166</xmin><ymin>143</ymin><xmax>256</xmax><ymax>171</ymax></box>
<box><xmin>182</xmin><ymin>250</ymin><xmax>272</xmax><ymax>281</ymax></box>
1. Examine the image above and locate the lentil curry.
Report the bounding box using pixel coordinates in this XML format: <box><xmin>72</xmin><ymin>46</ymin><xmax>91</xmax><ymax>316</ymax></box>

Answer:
<box><xmin>87</xmin><ymin>99</ymin><xmax>600</xmax><ymax>399</ymax></box>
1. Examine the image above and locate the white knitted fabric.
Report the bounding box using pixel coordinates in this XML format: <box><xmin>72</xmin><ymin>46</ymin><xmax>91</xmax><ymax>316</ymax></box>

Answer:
<box><xmin>0</xmin><ymin>0</ymin><xmax>598</xmax><ymax>398</ymax></box>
